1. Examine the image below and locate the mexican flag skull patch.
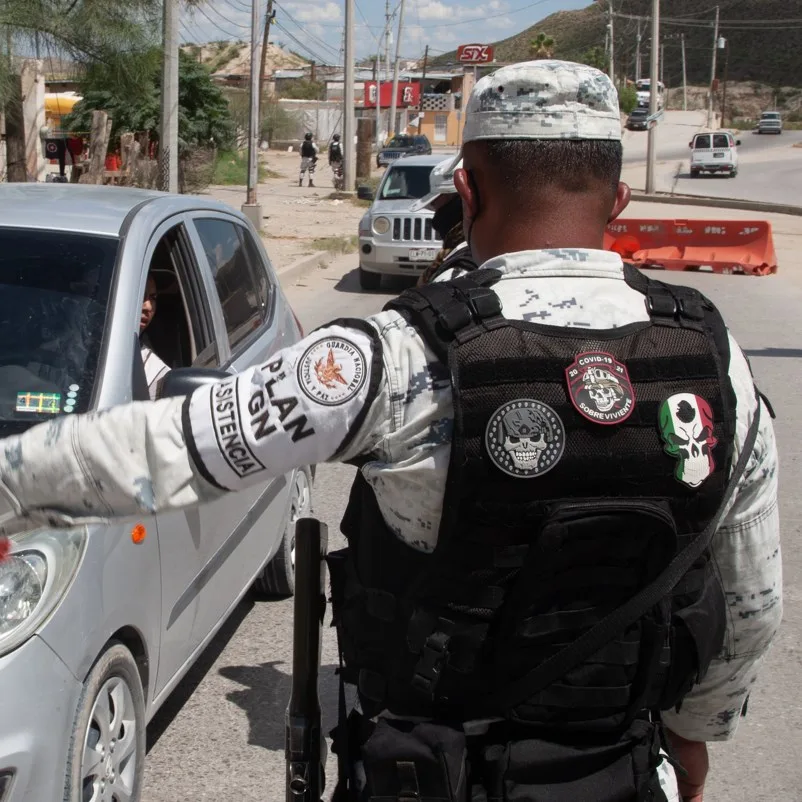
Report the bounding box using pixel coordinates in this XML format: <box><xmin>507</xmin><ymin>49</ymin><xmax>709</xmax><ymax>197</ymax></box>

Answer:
<box><xmin>658</xmin><ymin>393</ymin><xmax>718</xmax><ymax>488</ymax></box>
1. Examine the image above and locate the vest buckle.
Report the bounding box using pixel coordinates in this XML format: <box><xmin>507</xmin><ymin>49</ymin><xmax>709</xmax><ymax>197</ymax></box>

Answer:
<box><xmin>411</xmin><ymin>629</ymin><xmax>451</xmax><ymax>700</ymax></box>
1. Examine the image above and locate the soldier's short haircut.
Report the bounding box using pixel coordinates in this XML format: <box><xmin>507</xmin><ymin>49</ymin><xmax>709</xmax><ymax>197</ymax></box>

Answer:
<box><xmin>475</xmin><ymin>139</ymin><xmax>623</xmax><ymax>197</ymax></box>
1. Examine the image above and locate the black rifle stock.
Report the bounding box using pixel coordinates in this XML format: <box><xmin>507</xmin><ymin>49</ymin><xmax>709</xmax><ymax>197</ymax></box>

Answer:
<box><xmin>286</xmin><ymin>517</ymin><xmax>328</xmax><ymax>801</ymax></box>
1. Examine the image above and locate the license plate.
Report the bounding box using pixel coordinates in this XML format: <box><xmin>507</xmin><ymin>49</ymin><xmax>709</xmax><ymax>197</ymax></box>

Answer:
<box><xmin>409</xmin><ymin>248</ymin><xmax>438</xmax><ymax>262</ymax></box>
<box><xmin>713</xmin><ymin>152</ymin><xmax>725</xmax><ymax>158</ymax></box>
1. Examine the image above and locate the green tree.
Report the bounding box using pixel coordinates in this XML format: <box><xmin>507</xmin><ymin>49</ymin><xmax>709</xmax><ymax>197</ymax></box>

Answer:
<box><xmin>529</xmin><ymin>32</ymin><xmax>556</xmax><ymax>59</ymax></box>
<box><xmin>619</xmin><ymin>84</ymin><xmax>638</xmax><ymax>114</ymax></box>
<box><xmin>64</xmin><ymin>50</ymin><xmax>235</xmax><ymax>152</ymax></box>
<box><xmin>580</xmin><ymin>46</ymin><xmax>608</xmax><ymax>72</ymax></box>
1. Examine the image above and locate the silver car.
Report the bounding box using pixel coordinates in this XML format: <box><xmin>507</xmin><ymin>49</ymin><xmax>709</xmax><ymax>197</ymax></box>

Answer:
<box><xmin>757</xmin><ymin>111</ymin><xmax>782</xmax><ymax>134</ymax></box>
<box><xmin>0</xmin><ymin>185</ymin><xmax>312</xmax><ymax>802</ymax></box>
<box><xmin>358</xmin><ymin>154</ymin><xmax>452</xmax><ymax>290</ymax></box>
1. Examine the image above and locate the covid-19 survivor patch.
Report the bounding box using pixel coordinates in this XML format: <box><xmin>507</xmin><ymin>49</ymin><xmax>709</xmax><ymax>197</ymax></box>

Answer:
<box><xmin>565</xmin><ymin>351</ymin><xmax>635</xmax><ymax>425</ymax></box>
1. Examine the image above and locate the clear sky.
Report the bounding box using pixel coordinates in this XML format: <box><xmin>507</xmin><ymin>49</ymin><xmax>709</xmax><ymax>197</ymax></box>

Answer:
<box><xmin>180</xmin><ymin>0</ymin><xmax>591</xmax><ymax>65</ymax></box>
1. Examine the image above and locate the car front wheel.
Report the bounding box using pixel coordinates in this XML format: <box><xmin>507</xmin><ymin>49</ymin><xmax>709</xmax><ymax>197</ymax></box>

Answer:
<box><xmin>65</xmin><ymin>642</ymin><xmax>146</xmax><ymax>802</ymax></box>
<box><xmin>255</xmin><ymin>466</ymin><xmax>313</xmax><ymax>597</ymax></box>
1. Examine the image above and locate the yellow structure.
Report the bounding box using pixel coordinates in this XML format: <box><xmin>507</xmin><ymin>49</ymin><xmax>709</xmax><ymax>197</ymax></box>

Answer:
<box><xmin>407</xmin><ymin>71</ymin><xmax>476</xmax><ymax>148</ymax></box>
<box><xmin>44</xmin><ymin>92</ymin><xmax>81</xmax><ymax>134</ymax></box>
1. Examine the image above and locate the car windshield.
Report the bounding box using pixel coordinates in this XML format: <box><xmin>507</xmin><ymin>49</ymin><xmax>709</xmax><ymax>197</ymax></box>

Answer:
<box><xmin>630</xmin><ymin>110</ymin><xmax>647</xmax><ymax>117</ymax></box>
<box><xmin>386</xmin><ymin>136</ymin><xmax>414</xmax><ymax>148</ymax></box>
<box><xmin>0</xmin><ymin>228</ymin><xmax>117</xmax><ymax>435</ymax></box>
<box><xmin>762</xmin><ymin>113</ymin><xmax>780</xmax><ymax>119</ymax></box>
<box><xmin>379</xmin><ymin>164</ymin><xmax>434</xmax><ymax>200</ymax></box>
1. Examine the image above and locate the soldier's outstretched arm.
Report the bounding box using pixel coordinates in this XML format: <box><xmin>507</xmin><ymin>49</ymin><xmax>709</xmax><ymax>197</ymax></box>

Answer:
<box><xmin>0</xmin><ymin>322</ymin><xmax>388</xmax><ymax>536</ymax></box>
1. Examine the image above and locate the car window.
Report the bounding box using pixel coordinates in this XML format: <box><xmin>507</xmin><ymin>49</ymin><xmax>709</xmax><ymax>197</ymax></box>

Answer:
<box><xmin>762</xmin><ymin>112</ymin><xmax>780</xmax><ymax>119</ymax></box>
<box><xmin>194</xmin><ymin>218</ymin><xmax>265</xmax><ymax>352</ymax></box>
<box><xmin>414</xmin><ymin>136</ymin><xmax>429</xmax><ymax>146</ymax></box>
<box><xmin>379</xmin><ymin>165</ymin><xmax>435</xmax><ymax>200</ymax></box>
<box><xmin>693</xmin><ymin>135</ymin><xmax>711</xmax><ymax>149</ymax></box>
<box><xmin>712</xmin><ymin>134</ymin><xmax>730</xmax><ymax>148</ymax></box>
<box><xmin>387</xmin><ymin>135</ymin><xmax>413</xmax><ymax>148</ymax></box>
<box><xmin>0</xmin><ymin>228</ymin><xmax>117</xmax><ymax>435</ymax></box>
<box><xmin>239</xmin><ymin>228</ymin><xmax>272</xmax><ymax>318</ymax></box>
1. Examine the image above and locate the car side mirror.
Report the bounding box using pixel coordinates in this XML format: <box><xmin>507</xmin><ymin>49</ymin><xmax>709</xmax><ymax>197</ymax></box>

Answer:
<box><xmin>158</xmin><ymin>367</ymin><xmax>232</xmax><ymax>399</ymax></box>
<box><xmin>688</xmin><ymin>142</ymin><xmax>692</xmax><ymax>148</ymax></box>
<box><xmin>357</xmin><ymin>185</ymin><xmax>374</xmax><ymax>201</ymax></box>
<box><xmin>736</xmin><ymin>139</ymin><xmax>741</xmax><ymax>146</ymax></box>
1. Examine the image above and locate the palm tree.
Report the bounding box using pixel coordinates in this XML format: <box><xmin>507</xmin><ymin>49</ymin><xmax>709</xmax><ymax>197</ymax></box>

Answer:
<box><xmin>530</xmin><ymin>32</ymin><xmax>556</xmax><ymax>60</ymax></box>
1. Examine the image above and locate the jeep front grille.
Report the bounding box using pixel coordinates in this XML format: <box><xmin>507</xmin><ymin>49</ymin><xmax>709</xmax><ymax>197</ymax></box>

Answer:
<box><xmin>392</xmin><ymin>216</ymin><xmax>438</xmax><ymax>242</ymax></box>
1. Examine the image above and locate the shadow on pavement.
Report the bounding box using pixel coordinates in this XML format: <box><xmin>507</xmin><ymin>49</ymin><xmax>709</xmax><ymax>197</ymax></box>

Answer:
<box><xmin>219</xmin><ymin>660</ymin><xmax>341</xmax><ymax>751</ymax></box>
<box><xmin>333</xmin><ymin>267</ymin><xmax>417</xmax><ymax>296</ymax></box>
<box><xmin>146</xmin><ymin>594</ymin><xmax>255</xmax><ymax>753</ymax></box>
<box><xmin>743</xmin><ymin>348</ymin><xmax>802</xmax><ymax>359</ymax></box>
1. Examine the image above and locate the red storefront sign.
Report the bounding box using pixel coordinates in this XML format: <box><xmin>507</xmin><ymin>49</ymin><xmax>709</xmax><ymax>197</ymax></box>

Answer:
<box><xmin>363</xmin><ymin>81</ymin><xmax>421</xmax><ymax>108</ymax></box>
<box><xmin>457</xmin><ymin>44</ymin><xmax>494</xmax><ymax>63</ymax></box>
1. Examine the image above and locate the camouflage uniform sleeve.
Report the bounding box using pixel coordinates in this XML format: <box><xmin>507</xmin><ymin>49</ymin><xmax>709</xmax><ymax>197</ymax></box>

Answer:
<box><xmin>0</xmin><ymin>322</ymin><xmax>388</xmax><ymax>534</ymax></box>
<box><xmin>662</xmin><ymin>335</ymin><xmax>782</xmax><ymax>742</ymax></box>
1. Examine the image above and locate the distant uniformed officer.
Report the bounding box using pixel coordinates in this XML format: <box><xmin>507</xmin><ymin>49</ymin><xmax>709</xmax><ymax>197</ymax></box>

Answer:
<box><xmin>300</xmin><ymin>132</ymin><xmax>319</xmax><ymax>187</ymax></box>
<box><xmin>0</xmin><ymin>61</ymin><xmax>782</xmax><ymax>802</ymax></box>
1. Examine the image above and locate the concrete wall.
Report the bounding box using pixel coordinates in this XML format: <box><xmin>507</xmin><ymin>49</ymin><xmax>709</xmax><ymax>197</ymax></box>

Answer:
<box><xmin>21</xmin><ymin>60</ymin><xmax>46</xmax><ymax>182</ymax></box>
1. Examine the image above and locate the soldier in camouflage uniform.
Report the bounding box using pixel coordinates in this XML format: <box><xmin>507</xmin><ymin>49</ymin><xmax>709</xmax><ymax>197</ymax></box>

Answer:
<box><xmin>0</xmin><ymin>62</ymin><xmax>781</xmax><ymax>801</ymax></box>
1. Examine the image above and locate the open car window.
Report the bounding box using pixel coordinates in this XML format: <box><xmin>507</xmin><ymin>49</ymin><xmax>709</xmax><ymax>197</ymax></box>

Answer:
<box><xmin>0</xmin><ymin>228</ymin><xmax>117</xmax><ymax>434</ymax></box>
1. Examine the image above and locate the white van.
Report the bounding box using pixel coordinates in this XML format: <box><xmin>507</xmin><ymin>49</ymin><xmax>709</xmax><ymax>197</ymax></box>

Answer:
<box><xmin>689</xmin><ymin>131</ymin><xmax>740</xmax><ymax>178</ymax></box>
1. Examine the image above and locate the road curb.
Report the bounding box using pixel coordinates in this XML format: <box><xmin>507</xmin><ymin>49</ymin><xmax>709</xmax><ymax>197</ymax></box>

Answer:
<box><xmin>630</xmin><ymin>191</ymin><xmax>802</xmax><ymax>218</ymax></box>
<box><xmin>276</xmin><ymin>250</ymin><xmax>329</xmax><ymax>285</ymax></box>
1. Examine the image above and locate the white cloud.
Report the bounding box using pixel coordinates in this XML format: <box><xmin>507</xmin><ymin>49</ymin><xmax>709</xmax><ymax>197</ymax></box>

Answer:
<box><xmin>487</xmin><ymin>0</ymin><xmax>510</xmax><ymax>11</ymax></box>
<box><xmin>486</xmin><ymin>15</ymin><xmax>514</xmax><ymax>30</ymax></box>
<box><xmin>284</xmin><ymin>1</ymin><xmax>341</xmax><ymax>23</ymax></box>
<box><xmin>417</xmin><ymin>0</ymin><xmax>453</xmax><ymax>21</ymax></box>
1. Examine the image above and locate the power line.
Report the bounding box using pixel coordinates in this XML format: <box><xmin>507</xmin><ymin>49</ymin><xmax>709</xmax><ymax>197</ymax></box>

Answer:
<box><xmin>272</xmin><ymin>20</ymin><xmax>334</xmax><ymax>65</ymax></box>
<box><xmin>201</xmin><ymin>1</ymin><xmax>250</xmax><ymax>31</ymax></box>
<box><xmin>274</xmin><ymin>2</ymin><xmax>341</xmax><ymax>58</ymax></box>
<box><xmin>190</xmin><ymin>5</ymin><xmax>248</xmax><ymax>40</ymax></box>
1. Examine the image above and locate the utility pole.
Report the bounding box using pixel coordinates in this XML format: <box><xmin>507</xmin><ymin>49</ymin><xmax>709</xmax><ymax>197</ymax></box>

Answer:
<box><xmin>721</xmin><ymin>38</ymin><xmax>729</xmax><ymax>128</ymax></box>
<box><xmin>160</xmin><ymin>0</ymin><xmax>179</xmax><ymax>193</ymax></box>
<box><xmin>258</xmin><ymin>0</ymin><xmax>276</xmax><ymax>111</ymax></box>
<box><xmin>608</xmin><ymin>0</ymin><xmax>615</xmax><ymax>84</ymax></box>
<box><xmin>243</xmin><ymin>0</ymin><xmax>263</xmax><ymax>227</ymax></box>
<box><xmin>385</xmin><ymin>0</ymin><xmax>392</xmax><ymax>80</ymax></box>
<box><xmin>645</xmin><ymin>0</ymin><xmax>659</xmax><ymax>194</ymax></box>
<box><xmin>389</xmin><ymin>0</ymin><xmax>406</xmax><ymax>137</ymax></box>
<box><xmin>418</xmin><ymin>44</ymin><xmax>429</xmax><ymax>133</ymax></box>
<box><xmin>707</xmin><ymin>5</ymin><xmax>720</xmax><ymax>128</ymax></box>
<box><xmin>344</xmin><ymin>0</ymin><xmax>356</xmax><ymax>192</ymax></box>
<box><xmin>635</xmin><ymin>19</ymin><xmax>642</xmax><ymax>83</ymax></box>
<box><xmin>660</xmin><ymin>42</ymin><xmax>665</xmax><ymax>85</ymax></box>
<box><xmin>681</xmin><ymin>33</ymin><xmax>687</xmax><ymax>111</ymax></box>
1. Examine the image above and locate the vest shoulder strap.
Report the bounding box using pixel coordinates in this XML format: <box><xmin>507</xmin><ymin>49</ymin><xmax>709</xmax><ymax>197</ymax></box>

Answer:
<box><xmin>384</xmin><ymin>269</ymin><xmax>504</xmax><ymax>363</ymax></box>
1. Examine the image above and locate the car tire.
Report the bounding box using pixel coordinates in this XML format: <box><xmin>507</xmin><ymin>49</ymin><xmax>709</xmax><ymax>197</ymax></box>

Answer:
<box><xmin>359</xmin><ymin>265</ymin><xmax>382</xmax><ymax>291</ymax></box>
<box><xmin>690</xmin><ymin>169</ymin><xmax>700</xmax><ymax>178</ymax></box>
<box><xmin>64</xmin><ymin>642</ymin><xmax>146</xmax><ymax>802</ymax></box>
<box><xmin>254</xmin><ymin>467</ymin><xmax>313</xmax><ymax>598</ymax></box>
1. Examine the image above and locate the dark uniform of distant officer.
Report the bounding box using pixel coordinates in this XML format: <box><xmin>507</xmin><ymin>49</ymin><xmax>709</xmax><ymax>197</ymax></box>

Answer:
<box><xmin>0</xmin><ymin>61</ymin><xmax>781</xmax><ymax>802</ymax></box>
<box><xmin>300</xmin><ymin>131</ymin><xmax>319</xmax><ymax>187</ymax></box>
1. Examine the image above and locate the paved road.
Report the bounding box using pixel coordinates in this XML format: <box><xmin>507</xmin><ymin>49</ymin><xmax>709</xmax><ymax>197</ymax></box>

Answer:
<box><xmin>622</xmin><ymin>110</ymin><xmax>802</xmax><ymax>206</ymax></box>
<box><xmin>142</xmin><ymin>220</ymin><xmax>802</xmax><ymax>801</ymax></box>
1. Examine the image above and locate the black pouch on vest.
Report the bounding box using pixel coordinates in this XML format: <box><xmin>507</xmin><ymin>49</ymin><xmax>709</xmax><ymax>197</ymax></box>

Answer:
<box><xmin>477</xmin><ymin>719</ymin><xmax>667</xmax><ymax>802</ymax></box>
<box><xmin>359</xmin><ymin>718</ymin><xmax>468</xmax><ymax>802</ymax></box>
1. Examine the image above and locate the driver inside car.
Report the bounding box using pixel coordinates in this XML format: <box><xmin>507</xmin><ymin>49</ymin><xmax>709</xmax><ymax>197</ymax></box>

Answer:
<box><xmin>139</xmin><ymin>274</ymin><xmax>170</xmax><ymax>400</ymax></box>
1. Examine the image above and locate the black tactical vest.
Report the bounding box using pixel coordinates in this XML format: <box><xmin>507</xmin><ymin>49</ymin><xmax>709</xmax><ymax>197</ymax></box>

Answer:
<box><xmin>328</xmin><ymin>265</ymin><xmax>740</xmax><ymax>740</ymax></box>
<box><xmin>301</xmin><ymin>140</ymin><xmax>317</xmax><ymax>158</ymax></box>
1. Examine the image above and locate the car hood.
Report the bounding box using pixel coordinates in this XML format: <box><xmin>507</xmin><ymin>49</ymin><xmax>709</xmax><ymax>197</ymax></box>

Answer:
<box><xmin>380</xmin><ymin>146</ymin><xmax>418</xmax><ymax>153</ymax></box>
<box><xmin>371</xmin><ymin>199</ymin><xmax>433</xmax><ymax>214</ymax></box>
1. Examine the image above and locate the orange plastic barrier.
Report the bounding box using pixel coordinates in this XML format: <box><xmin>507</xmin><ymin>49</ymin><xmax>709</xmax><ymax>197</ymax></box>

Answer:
<box><xmin>604</xmin><ymin>219</ymin><xmax>778</xmax><ymax>276</ymax></box>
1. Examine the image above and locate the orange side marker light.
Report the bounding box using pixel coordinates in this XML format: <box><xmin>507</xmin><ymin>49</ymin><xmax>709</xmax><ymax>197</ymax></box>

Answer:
<box><xmin>131</xmin><ymin>524</ymin><xmax>147</xmax><ymax>545</ymax></box>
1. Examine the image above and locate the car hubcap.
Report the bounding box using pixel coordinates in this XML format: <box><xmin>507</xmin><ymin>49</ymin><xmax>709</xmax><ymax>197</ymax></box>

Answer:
<box><xmin>289</xmin><ymin>471</ymin><xmax>311</xmax><ymax>572</ymax></box>
<box><xmin>81</xmin><ymin>676</ymin><xmax>137</xmax><ymax>802</ymax></box>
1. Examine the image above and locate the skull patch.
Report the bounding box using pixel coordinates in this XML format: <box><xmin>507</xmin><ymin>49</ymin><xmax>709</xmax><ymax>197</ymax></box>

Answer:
<box><xmin>485</xmin><ymin>399</ymin><xmax>566</xmax><ymax>478</ymax></box>
<box><xmin>658</xmin><ymin>393</ymin><xmax>717</xmax><ymax>487</ymax></box>
<box><xmin>566</xmin><ymin>351</ymin><xmax>635</xmax><ymax>425</ymax></box>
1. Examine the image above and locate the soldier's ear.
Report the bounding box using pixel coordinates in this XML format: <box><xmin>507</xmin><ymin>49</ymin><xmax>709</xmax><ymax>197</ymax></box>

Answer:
<box><xmin>608</xmin><ymin>182</ymin><xmax>631</xmax><ymax>222</ymax></box>
<box><xmin>454</xmin><ymin>168</ymin><xmax>479</xmax><ymax>223</ymax></box>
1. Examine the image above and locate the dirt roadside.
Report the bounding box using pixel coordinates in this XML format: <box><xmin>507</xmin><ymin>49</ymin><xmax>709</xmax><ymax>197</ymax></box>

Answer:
<box><xmin>198</xmin><ymin>150</ymin><xmax>379</xmax><ymax>273</ymax></box>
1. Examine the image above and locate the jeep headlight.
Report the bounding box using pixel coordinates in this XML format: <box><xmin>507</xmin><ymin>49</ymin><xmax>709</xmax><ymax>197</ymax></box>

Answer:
<box><xmin>0</xmin><ymin>528</ymin><xmax>85</xmax><ymax>656</ymax></box>
<box><xmin>372</xmin><ymin>216</ymin><xmax>391</xmax><ymax>235</ymax></box>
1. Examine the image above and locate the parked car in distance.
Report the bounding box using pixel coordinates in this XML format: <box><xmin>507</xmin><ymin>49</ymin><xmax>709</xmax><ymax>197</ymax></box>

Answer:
<box><xmin>358</xmin><ymin>154</ymin><xmax>449</xmax><ymax>290</ymax></box>
<box><xmin>0</xmin><ymin>184</ymin><xmax>313</xmax><ymax>802</ymax></box>
<box><xmin>757</xmin><ymin>111</ymin><xmax>783</xmax><ymax>134</ymax></box>
<box><xmin>376</xmin><ymin>133</ymin><xmax>432</xmax><ymax>167</ymax></box>
<box><xmin>626</xmin><ymin>108</ymin><xmax>649</xmax><ymax>131</ymax></box>
<box><xmin>689</xmin><ymin>131</ymin><xmax>740</xmax><ymax>178</ymax></box>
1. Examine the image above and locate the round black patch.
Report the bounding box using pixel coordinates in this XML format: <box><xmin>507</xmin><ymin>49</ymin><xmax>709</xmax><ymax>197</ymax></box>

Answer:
<box><xmin>485</xmin><ymin>399</ymin><xmax>566</xmax><ymax>479</ymax></box>
<box><xmin>565</xmin><ymin>351</ymin><xmax>636</xmax><ymax>425</ymax></box>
